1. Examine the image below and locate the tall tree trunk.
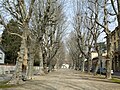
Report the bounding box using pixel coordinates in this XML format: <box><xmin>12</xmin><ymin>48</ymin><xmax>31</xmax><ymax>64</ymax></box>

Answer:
<box><xmin>8</xmin><ymin>24</ymin><xmax>29</xmax><ymax>84</ymax></box>
<box><xmin>38</xmin><ymin>45</ymin><xmax>44</xmax><ymax>75</ymax></box>
<box><xmin>21</xmin><ymin>25</ymin><xmax>29</xmax><ymax>80</ymax></box>
<box><xmin>27</xmin><ymin>48</ymin><xmax>34</xmax><ymax>79</ymax></box>
<box><xmin>106</xmin><ymin>59</ymin><xmax>112</xmax><ymax>79</ymax></box>
<box><xmin>22</xmin><ymin>46</ymin><xmax>28</xmax><ymax>80</ymax></box>
<box><xmin>87</xmin><ymin>52</ymin><xmax>92</xmax><ymax>73</ymax></box>
<box><xmin>27</xmin><ymin>54</ymin><xmax>34</xmax><ymax>79</ymax></box>
<box><xmin>27</xmin><ymin>38</ymin><xmax>36</xmax><ymax>79</ymax></box>
<box><xmin>43</xmin><ymin>48</ymin><xmax>48</xmax><ymax>74</ymax></box>
<box><xmin>43</xmin><ymin>58</ymin><xmax>48</xmax><ymax>74</ymax></box>
<box><xmin>94</xmin><ymin>45</ymin><xmax>102</xmax><ymax>75</ymax></box>
<box><xmin>81</xmin><ymin>57</ymin><xmax>85</xmax><ymax>72</ymax></box>
<box><xmin>87</xmin><ymin>59</ymin><xmax>91</xmax><ymax>73</ymax></box>
<box><xmin>106</xmin><ymin>35</ymin><xmax>112</xmax><ymax>79</ymax></box>
<box><xmin>104</xmin><ymin>0</ymin><xmax>112</xmax><ymax>79</ymax></box>
<box><xmin>8</xmin><ymin>38</ymin><xmax>26</xmax><ymax>84</ymax></box>
<box><xmin>94</xmin><ymin>50</ymin><xmax>102</xmax><ymax>75</ymax></box>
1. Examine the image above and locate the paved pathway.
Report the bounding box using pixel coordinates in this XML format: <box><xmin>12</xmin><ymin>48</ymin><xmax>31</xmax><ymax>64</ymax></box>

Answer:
<box><xmin>2</xmin><ymin>69</ymin><xmax>120</xmax><ymax>90</ymax></box>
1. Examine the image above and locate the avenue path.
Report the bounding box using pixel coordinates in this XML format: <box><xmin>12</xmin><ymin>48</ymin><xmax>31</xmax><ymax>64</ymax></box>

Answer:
<box><xmin>3</xmin><ymin>69</ymin><xmax>120</xmax><ymax>90</ymax></box>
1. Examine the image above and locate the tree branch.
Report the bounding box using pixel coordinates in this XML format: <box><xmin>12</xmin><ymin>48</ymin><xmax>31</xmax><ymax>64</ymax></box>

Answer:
<box><xmin>7</xmin><ymin>31</ymin><xmax>23</xmax><ymax>39</ymax></box>
<box><xmin>111</xmin><ymin>0</ymin><xmax>118</xmax><ymax>15</ymax></box>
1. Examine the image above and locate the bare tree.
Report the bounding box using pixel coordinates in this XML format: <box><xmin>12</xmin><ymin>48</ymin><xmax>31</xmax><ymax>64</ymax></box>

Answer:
<box><xmin>0</xmin><ymin>0</ymin><xmax>35</xmax><ymax>84</ymax></box>
<box><xmin>66</xmin><ymin>32</ymin><xmax>81</xmax><ymax>70</ymax></box>
<box><xmin>86</xmin><ymin>0</ymin><xmax>103</xmax><ymax>75</ymax></box>
<box><xmin>110</xmin><ymin>0</ymin><xmax>120</xmax><ymax>26</ymax></box>
<box><xmin>30</xmin><ymin>0</ymin><xmax>67</xmax><ymax>73</ymax></box>
<box><xmin>88</xmin><ymin>0</ymin><xmax>115</xmax><ymax>79</ymax></box>
<box><xmin>71</xmin><ymin>0</ymin><xmax>94</xmax><ymax>73</ymax></box>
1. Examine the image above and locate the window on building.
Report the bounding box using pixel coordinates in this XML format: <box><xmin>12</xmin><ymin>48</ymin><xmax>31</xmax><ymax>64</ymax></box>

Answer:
<box><xmin>117</xmin><ymin>31</ymin><xmax>119</xmax><ymax>38</ymax></box>
<box><xmin>114</xmin><ymin>42</ymin><xmax>116</xmax><ymax>50</ymax></box>
<box><xmin>114</xmin><ymin>34</ymin><xmax>116</xmax><ymax>40</ymax></box>
<box><xmin>118</xmin><ymin>31</ymin><xmax>120</xmax><ymax>39</ymax></box>
<box><xmin>118</xmin><ymin>40</ymin><xmax>120</xmax><ymax>51</ymax></box>
<box><xmin>0</xmin><ymin>52</ymin><xmax>3</xmax><ymax>60</ymax></box>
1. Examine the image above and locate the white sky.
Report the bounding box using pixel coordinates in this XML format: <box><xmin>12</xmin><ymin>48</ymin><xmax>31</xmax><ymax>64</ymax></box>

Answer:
<box><xmin>0</xmin><ymin>0</ymin><xmax>118</xmax><ymax>41</ymax></box>
<box><xmin>64</xmin><ymin>0</ymin><xmax>118</xmax><ymax>42</ymax></box>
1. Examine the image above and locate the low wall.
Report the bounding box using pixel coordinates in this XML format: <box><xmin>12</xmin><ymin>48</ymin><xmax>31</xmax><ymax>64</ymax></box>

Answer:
<box><xmin>0</xmin><ymin>65</ymin><xmax>41</xmax><ymax>75</ymax></box>
<box><xmin>0</xmin><ymin>65</ymin><xmax>15</xmax><ymax>74</ymax></box>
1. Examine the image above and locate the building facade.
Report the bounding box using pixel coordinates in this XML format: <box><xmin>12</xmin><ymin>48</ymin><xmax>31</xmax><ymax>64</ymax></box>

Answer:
<box><xmin>91</xmin><ymin>51</ymin><xmax>107</xmax><ymax>70</ymax></box>
<box><xmin>0</xmin><ymin>47</ymin><xmax>5</xmax><ymax>64</ymax></box>
<box><xmin>109</xmin><ymin>27</ymin><xmax>120</xmax><ymax>72</ymax></box>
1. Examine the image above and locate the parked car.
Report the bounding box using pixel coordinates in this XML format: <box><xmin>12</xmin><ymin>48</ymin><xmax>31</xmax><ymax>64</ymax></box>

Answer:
<box><xmin>97</xmin><ymin>68</ymin><xmax>114</xmax><ymax>75</ymax></box>
<box><xmin>111</xmin><ymin>69</ymin><xmax>114</xmax><ymax>75</ymax></box>
<box><xmin>97</xmin><ymin>68</ymin><xmax>106</xmax><ymax>74</ymax></box>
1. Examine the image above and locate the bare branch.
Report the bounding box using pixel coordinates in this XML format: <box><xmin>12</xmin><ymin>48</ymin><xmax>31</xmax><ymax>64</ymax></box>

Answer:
<box><xmin>24</xmin><ymin>0</ymin><xmax>35</xmax><ymax>23</ymax></box>
<box><xmin>8</xmin><ymin>31</ymin><xmax>23</xmax><ymax>39</ymax></box>
<box><xmin>111</xmin><ymin>0</ymin><xmax>118</xmax><ymax>15</ymax></box>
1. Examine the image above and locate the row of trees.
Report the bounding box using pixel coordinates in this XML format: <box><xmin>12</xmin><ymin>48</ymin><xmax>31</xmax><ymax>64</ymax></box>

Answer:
<box><xmin>0</xmin><ymin>0</ymin><xmax>66</xmax><ymax>84</ymax></box>
<box><xmin>67</xmin><ymin>0</ymin><xmax>120</xmax><ymax>79</ymax></box>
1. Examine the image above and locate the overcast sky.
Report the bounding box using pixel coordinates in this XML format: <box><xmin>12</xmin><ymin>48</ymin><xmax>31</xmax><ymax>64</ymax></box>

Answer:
<box><xmin>64</xmin><ymin>0</ymin><xmax>118</xmax><ymax>42</ymax></box>
<box><xmin>0</xmin><ymin>0</ymin><xmax>118</xmax><ymax>41</ymax></box>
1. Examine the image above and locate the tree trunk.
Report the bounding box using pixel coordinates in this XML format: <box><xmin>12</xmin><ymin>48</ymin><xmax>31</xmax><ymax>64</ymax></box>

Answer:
<box><xmin>48</xmin><ymin>64</ymin><xmax>52</xmax><ymax>72</ymax></box>
<box><xmin>106</xmin><ymin>35</ymin><xmax>112</xmax><ymax>79</ymax></box>
<box><xmin>81</xmin><ymin>59</ymin><xmax>85</xmax><ymax>72</ymax></box>
<box><xmin>103</xmin><ymin>0</ymin><xmax>112</xmax><ymax>79</ymax></box>
<box><xmin>117</xmin><ymin>0</ymin><xmax>120</xmax><ymax>26</ymax></box>
<box><xmin>94</xmin><ymin>48</ymin><xmax>102</xmax><ymax>75</ymax></box>
<box><xmin>94</xmin><ymin>59</ymin><xmax>100</xmax><ymax>75</ymax></box>
<box><xmin>38</xmin><ymin>46</ymin><xmax>44</xmax><ymax>75</ymax></box>
<box><xmin>43</xmin><ymin>51</ymin><xmax>48</xmax><ymax>74</ymax></box>
<box><xmin>106</xmin><ymin>59</ymin><xmax>112</xmax><ymax>79</ymax></box>
<box><xmin>27</xmin><ymin>50</ymin><xmax>34</xmax><ymax>79</ymax></box>
<box><xmin>87</xmin><ymin>52</ymin><xmax>92</xmax><ymax>73</ymax></box>
<box><xmin>43</xmin><ymin>59</ymin><xmax>48</xmax><ymax>74</ymax></box>
<box><xmin>8</xmin><ymin>39</ymin><xmax>26</xmax><ymax>84</ymax></box>
<box><xmin>8</xmin><ymin>24</ymin><xmax>29</xmax><ymax>84</ymax></box>
<box><xmin>87</xmin><ymin>59</ymin><xmax>91</xmax><ymax>73</ymax></box>
<box><xmin>22</xmin><ymin>47</ymin><xmax>28</xmax><ymax>80</ymax></box>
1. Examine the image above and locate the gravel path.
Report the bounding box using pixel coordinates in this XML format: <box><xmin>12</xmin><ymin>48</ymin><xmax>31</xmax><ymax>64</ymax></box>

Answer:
<box><xmin>1</xmin><ymin>69</ymin><xmax>120</xmax><ymax>90</ymax></box>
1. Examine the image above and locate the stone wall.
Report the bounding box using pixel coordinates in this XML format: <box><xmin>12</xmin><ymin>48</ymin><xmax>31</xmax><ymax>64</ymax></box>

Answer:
<box><xmin>0</xmin><ymin>65</ymin><xmax>15</xmax><ymax>74</ymax></box>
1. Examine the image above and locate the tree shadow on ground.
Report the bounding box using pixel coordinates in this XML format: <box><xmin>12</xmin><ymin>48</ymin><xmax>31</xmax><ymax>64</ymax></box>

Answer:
<box><xmin>39</xmin><ymin>80</ymin><xmax>85</xmax><ymax>90</ymax></box>
<box><xmin>16</xmin><ymin>80</ymin><xmax>57</xmax><ymax>90</ymax></box>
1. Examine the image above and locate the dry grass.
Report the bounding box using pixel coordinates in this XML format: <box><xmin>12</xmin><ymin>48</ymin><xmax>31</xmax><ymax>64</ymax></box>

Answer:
<box><xmin>110</xmin><ymin>78</ymin><xmax>120</xmax><ymax>84</ymax></box>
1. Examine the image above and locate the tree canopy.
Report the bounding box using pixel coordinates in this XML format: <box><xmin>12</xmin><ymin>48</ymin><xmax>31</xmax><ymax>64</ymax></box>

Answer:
<box><xmin>1</xmin><ymin>19</ymin><xmax>22</xmax><ymax>64</ymax></box>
